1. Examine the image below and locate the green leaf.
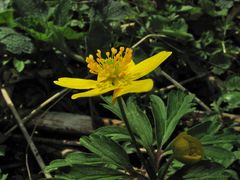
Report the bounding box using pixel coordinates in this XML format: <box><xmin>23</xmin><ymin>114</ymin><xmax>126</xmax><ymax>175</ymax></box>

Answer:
<box><xmin>94</xmin><ymin>126</ymin><xmax>130</xmax><ymax>142</ymax></box>
<box><xmin>234</xmin><ymin>151</ymin><xmax>240</xmax><ymax>160</ymax></box>
<box><xmin>13</xmin><ymin>0</ymin><xmax>48</xmax><ymax>18</ymax></box>
<box><xmin>126</xmin><ymin>97</ymin><xmax>153</xmax><ymax>151</ymax></box>
<box><xmin>45</xmin><ymin>159</ymin><xmax>71</xmax><ymax>172</ymax></box>
<box><xmin>188</xmin><ymin>118</ymin><xmax>221</xmax><ymax>138</ymax></box>
<box><xmin>160</xmin><ymin>18</ymin><xmax>194</xmax><ymax>41</ymax></box>
<box><xmin>103</xmin><ymin>0</ymin><xmax>136</xmax><ymax>21</ymax></box>
<box><xmin>53</xmin><ymin>165</ymin><xmax>129</xmax><ymax>180</ymax></box>
<box><xmin>0</xmin><ymin>145</ymin><xmax>5</xmax><ymax>156</ymax></box>
<box><xmin>150</xmin><ymin>94</ymin><xmax>167</xmax><ymax>148</ymax></box>
<box><xmin>211</xmin><ymin>53</ymin><xmax>231</xmax><ymax>75</ymax></box>
<box><xmin>65</xmin><ymin>152</ymin><xmax>102</xmax><ymax>165</ymax></box>
<box><xmin>80</xmin><ymin>134</ymin><xmax>132</xmax><ymax>170</ymax></box>
<box><xmin>204</xmin><ymin>145</ymin><xmax>236</xmax><ymax>168</ymax></box>
<box><xmin>45</xmin><ymin>152</ymin><xmax>103</xmax><ymax>172</ymax></box>
<box><xmin>163</xmin><ymin>91</ymin><xmax>195</xmax><ymax>146</ymax></box>
<box><xmin>200</xmin><ymin>132</ymin><xmax>239</xmax><ymax>145</ymax></box>
<box><xmin>0</xmin><ymin>0</ymin><xmax>11</xmax><ymax>11</ymax></box>
<box><xmin>219</xmin><ymin>91</ymin><xmax>240</xmax><ymax>110</ymax></box>
<box><xmin>54</xmin><ymin>0</ymin><xmax>73</xmax><ymax>26</ymax></box>
<box><xmin>13</xmin><ymin>59</ymin><xmax>25</xmax><ymax>72</ymax></box>
<box><xmin>178</xmin><ymin>5</ymin><xmax>202</xmax><ymax>16</ymax></box>
<box><xmin>224</xmin><ymin>75</ymin><xmax>240</xmax><ymax>91</ymax></box>
<box><xmin>188</xmin><ymin>120</ymin><xmax>214</xmax><ymax>138</ymax></box>
<box><xmin>60</xmin><ymin>26</ymin><xmax>84</xmax><ymax>40</ymax></box>
<box><xmin>0</xmin><ymin>172</ymin><xmax>8</xmax><ymax>180</ymax></box>
<box><xmin>0</xmin><ymin>27</ymin><xmax>34</xmax><ymax>54</ymax></box>
<box><xmin>161</xmin><ymin>29</ymin><xmax>194</xmax><ymax>41</ymax></box>
<box><xmin>169</xmin><ymin>161</ymin><xmax>232</xmax><ymax>180</ymax></box>
<box><xmin>101</xmin><ymin>96</ymin><xmax>122</xmax><ymax>119</ymax></box>
<box><xmin>0</xmin><ymin>9</ymin><xmax>16</xmax><ymax>27</ymax></box>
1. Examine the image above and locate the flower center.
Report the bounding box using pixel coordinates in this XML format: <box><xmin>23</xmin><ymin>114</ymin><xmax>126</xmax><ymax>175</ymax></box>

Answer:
<box><xmin>86</xmin><ymin>47</ymin><xmax>133</xmax><ymax>86</ymax></box>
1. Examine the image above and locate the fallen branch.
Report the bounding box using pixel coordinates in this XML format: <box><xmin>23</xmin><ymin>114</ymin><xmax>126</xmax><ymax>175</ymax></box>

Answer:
<box><xmin>4</xmin><ymin>88</ymin><xmax>70</xmax><ymax>136</ymax></box>
<box><xmin>1</xmin><ymin>87</ymin><xmax>52</xmax><ymax>178</ymax></box>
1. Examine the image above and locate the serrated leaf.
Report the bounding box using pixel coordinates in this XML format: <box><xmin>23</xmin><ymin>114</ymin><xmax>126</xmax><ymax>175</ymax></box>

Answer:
<box><xmin>162</xmin><ymin>91</ymin><xmax>195</xmax><ymax>146</ymax></box>
<box><xmin>80</xmin><ymin>134</ymin><xmax>132</xmax><ymax>170</ymax></box>
<box><xmin>0</xmin><ymin>27</ymin><xmax>34</xmax><ymax>54</ymax></box>
<box><xmin>204</xmin><ymin>145</ymin><xmax>236</xmax><ymax>168</ymax></box>
<box><xmin>126</xmin><ymin>97</ymin><xmax>153</xmax><ymax>151</ymax></box>
<box><xmin>150</xmin><ymin>94</ymin><xmax>167</xmax><ymax>148</ymax></box>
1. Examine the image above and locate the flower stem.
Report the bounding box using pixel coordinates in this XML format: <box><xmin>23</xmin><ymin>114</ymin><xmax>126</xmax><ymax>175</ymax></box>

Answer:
<box><xmin>157</xmin><ymin>156</ymin><xmax>174</xmax><ymax>180</ymax></box>
<box><xmin>117</xmin><ymin>97</ymin><xmax>156</xmax><ymax>179</ymax></box>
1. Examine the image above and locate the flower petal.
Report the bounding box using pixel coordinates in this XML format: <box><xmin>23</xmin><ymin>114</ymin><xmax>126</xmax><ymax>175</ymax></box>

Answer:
<box><xmin>54</xmin><ymin>77</ymin><xmax>97</xmax><ymax>89</ymax></box>
<box><xmin>126</xmin><ymin>51</ymin><xmax>172</xmax><ymax>80</ymax></box>
<box><xmin>71</xmin><ymin>85</ymin><xmax>115</xmax><ymax>99</ymax></box>
<box><xmin>112</xmin><ymin>79</ymin><xmax>153</xmax><ymax>101</ymax></box>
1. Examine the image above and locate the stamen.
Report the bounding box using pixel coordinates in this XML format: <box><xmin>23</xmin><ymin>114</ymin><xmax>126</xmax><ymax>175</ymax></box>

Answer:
<box><xmin>106</xmin><ymin>52</ymin><xmax>110</xmax><ymax>58</ymax></box>
<box><xmin>111</xmin><ymin>48</ymin><xmax>117</xmax><ymax>56</ymax></box>
<box><xmin>86</xmin><ymin>47</ymin><xmax>132</xmax><ymax>83</ymax></box>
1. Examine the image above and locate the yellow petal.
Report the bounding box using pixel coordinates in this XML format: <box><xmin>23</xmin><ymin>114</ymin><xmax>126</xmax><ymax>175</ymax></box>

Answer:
<box><xmin>71</xmin><ymin>85</ymin><xmax>115</xmax><ymax>99</ymax></box>
<box><xmin>54</xmin><ymin>78</ymin><xmax>97</xmax><ymax>89</ymax></box>
<box><xmin>112</xmin><ymin>79</ymin><xmax>153</xmax><ymax>101</ymax></box>
<box><xmin>126</xmin><ymin>51</ymin><xmax>172</xmax><ymax>80</ymax></box>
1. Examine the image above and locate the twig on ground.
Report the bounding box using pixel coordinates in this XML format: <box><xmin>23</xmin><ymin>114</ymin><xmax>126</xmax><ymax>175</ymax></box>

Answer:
<box><xmin>194</xmin><ymin>110</ymin><xmax>240</xmax><ymax>123</ymax></box>
<box><xmin>158</xmin><ymin>72</ymin><xmax>209</xmax><ymax>92</ymax></box>
<box><xmin>159</xmin><ymin>70</ymin><xmax>212</xmax><ymax>112</ymax></box>
<box><xmin>4</xmin><ymin>88</ymin><xmax>70</xmax><ymax>136</ymax></box>
<box><xmin>1</xmin><ymin>87</ymin><xmax>52</xmax><ymax>178</ymax></box>
<box><xmin>25</xmin><ymin>153</ymin><xmax>32</xmax><ymax>180</ymax></box>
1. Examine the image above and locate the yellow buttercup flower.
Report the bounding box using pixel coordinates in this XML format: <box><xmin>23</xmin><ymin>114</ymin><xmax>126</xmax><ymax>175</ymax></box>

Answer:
<box><xmin>172</xmin><ymin>132</ymin><xmax>204</xmax><ymax>164</ymax></box>
<box><xmin>54</xmin><ymin>47</ymin><xmax>172</xmax><ymax>101</ymax></box>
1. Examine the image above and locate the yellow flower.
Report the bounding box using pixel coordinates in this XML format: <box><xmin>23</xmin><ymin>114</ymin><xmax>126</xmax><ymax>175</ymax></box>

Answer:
<box><xmin>54</xmin><ymin>47</ymin><xmax>171</xmax><ymax>101</ymax></box>
<box><xmin>172</xmin><ymin>132</ymin><xmax>204</xmax><ymax>164</ymax></box>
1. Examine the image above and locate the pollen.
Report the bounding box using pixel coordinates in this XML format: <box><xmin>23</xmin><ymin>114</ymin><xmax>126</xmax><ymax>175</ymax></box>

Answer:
<box><xmin>86</xmin><ymin>47</ymin><xmax>133</xmax><ymax>83</ymax></box>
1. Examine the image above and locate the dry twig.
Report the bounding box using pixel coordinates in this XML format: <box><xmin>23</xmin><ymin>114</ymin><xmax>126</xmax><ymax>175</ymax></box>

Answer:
<box><xmin>4</xmin><ymin>88</ymin><xmax>70</xmax><ymax>136</ymax></box>
<box><xmin>1</xmin><ymin>87</ymin><xmax>52</xmax><ymax>178</ymax></box>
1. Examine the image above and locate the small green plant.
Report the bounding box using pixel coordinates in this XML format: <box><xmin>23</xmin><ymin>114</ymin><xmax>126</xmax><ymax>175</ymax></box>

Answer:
<box><xmin>45</xmin><ymin>91</ymin><xmax>239</xmax><ymax>179</ymax></box>
<box><xmin>46</xmin><ymin>47</ymin><xmax>239</xmax><ymax>179</ymax></box>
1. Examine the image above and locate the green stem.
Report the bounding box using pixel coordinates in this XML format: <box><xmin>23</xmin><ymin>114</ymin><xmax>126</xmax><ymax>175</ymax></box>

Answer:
<box><xmin>117</xmin><ymin>97</ymin><xmax>156</xmax><ymax>180</ymax></box>
<box><xmin>157</xmin><ymin>156</ymin><xmax>174</xmax><ymax>180</ymax></box>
